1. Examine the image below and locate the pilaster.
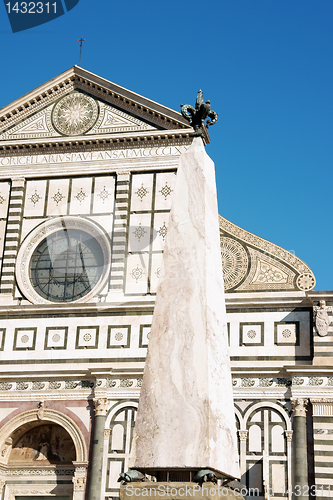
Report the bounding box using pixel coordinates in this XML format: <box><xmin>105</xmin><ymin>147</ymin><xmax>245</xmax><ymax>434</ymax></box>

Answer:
<box><xmin>0</xmin><ymin>178</ymin><xmax>25</xmax><ymax>302</ymax></box>
<box><xmin>108</xmin><ymin>172</ymin><xmax>131</xmax><ymax>299</ymax></box>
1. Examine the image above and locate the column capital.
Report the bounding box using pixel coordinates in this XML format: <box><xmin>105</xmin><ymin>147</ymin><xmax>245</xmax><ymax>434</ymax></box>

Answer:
<box><xmin>93</xmin><ymin>398</ymin><xmax>109</xmax><ymax>416</ymax></box>
<box><xmin>291</xmin><ymin>398</ymin><xmax>308</xmax><ymax>417</ymax></box>
<box><xmin>238</xmin><ymin>430</ymin><xmax>248</xmax><ymax>441</ymax></box>
<box><xmin>104</xmin><ymin>428</ymin><xmax>111</xmax><ymax>440</ymax></box>
<box><xmin>285</xmin><ymin>430</ymin><xmax>293</xmax><ymax>442</ymax></box>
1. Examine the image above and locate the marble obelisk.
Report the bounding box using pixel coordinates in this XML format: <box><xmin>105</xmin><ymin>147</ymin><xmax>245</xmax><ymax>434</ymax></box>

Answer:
<box><xmin>130</xmin><ymin>137</ymin><xmax>239</xmax><ymax>480</ymax></box>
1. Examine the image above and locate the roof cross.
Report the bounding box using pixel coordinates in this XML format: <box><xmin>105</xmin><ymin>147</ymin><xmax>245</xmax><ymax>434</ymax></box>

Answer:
<box><xmin>78</xmin><ymin>36</ymin><xmax>86</xmax><ymax>66</ymax></box>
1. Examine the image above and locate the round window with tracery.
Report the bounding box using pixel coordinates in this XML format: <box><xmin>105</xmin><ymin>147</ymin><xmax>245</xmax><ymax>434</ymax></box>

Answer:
<box><xmin>16</xmin><ymin>217</ymin><xmax>111</xmax><ymax>305</ymax></box>
<box><xmin>29</xmin><ymin>229</ymin><xmax>104</xmax><ymax>303</ymax></box>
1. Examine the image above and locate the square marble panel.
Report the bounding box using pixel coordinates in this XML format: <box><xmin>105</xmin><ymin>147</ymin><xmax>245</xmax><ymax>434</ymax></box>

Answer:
<box><xmin>275</xmin><ymin>322</ymin><xmax>299</xmax><ymax>345</ymax></box>
<box><xmin>24</xmin><ymin>180</ymin><xmax>46</xmax><ymax>217</ymax></box>
<box><xmin>107</xmin><ymin>458</ymin><xmax>124</xmax><ymax>491</ymax></box>
<box><xmin>139</xmin><ymin>325</ymin><xmax>151</xmax><ymax>348</ymax></box>
<box><xmin>93</xmin><ymin>175</ymin><xmax>116</xmax><ymax>214</ymax></box>
<box><xmin>128</xmin><ymin>213</ymin><xmax>151</xmax><ymax>253</ymax></box>
<box><xmin>76</xmin><ymin>326</ymin><xmax>99</xmax><ymax>349</ymax></box>
<box><xmin>47</xmin><ymin>178</ymin><xmax>70</xmax><ymax>216</ymax></box>
<box><xmin>0</xmin><ymin>182</ymin><xmax>10</xmax><ymax>219</ymax></box>
<box><xmin>70</xmin><ymin>177</ymin><xmax>92</xmax><ymax>215</ymax></box>
<box><xmin>14</xmin><ymin>328</ymin><xmax>37</xmax><ymax>350</ymax></box>
<box><xmin>125</xmin><ymin>254</ymin><xmax>149</xmax><ymax>294</ymax></box>
<box><xmin>240</xmin><ymin>323</ymin><xmax>264</xmax><ymax>346</ymax></box>
<box><xmin>45</xmin><ymin>327</ymin><xmax>68</xmax><ymax>350</ymax></box>
<box><xmin>152</xmin><ymin>213</ymin><xmax>169</xmax><ymax>252</ymax></box>
<box><xmin>130</xmin><ymin>173</ymin><xmax>153</xmax><ymax>212</ymax></box>
<box><xmin>107</xmin><ymin>325</ymin><xmax>131</xmax><ymax>348</ymax></box>
<box><xmin>154</xmin><ymin>171</ymin><xmax>176</xmax><ymax>210</ymax></box>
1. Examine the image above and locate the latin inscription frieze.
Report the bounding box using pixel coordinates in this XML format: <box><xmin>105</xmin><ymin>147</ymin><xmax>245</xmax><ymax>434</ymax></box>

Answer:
<box><xmin>0</xmin><ymin>146</ymin><xmax>187</xmax><ymax>168</ymax></box>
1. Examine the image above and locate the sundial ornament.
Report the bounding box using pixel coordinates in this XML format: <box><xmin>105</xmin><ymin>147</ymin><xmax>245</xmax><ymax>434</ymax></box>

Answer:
<box><xmin>181</xmin><ymin>89</ymin><xmax>218</xmax><ymax>137</ymax></box>
<box><xmin>52</xmin><ymin>92</ymin><xmax>99</xmax><ymax>136</ymax></box>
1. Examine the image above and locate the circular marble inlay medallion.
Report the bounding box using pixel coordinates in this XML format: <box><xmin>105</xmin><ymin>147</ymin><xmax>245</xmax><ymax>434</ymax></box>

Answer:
<box><xmin>296</xmin><ymin>273</ymin><xmax>315</xmax><ymax>291</ymax></box>
<box><xmin>220</xmin><ymin>236</ymin><xmax>248</xmax><ymax>290</ymax></box>
<box><xmin>53</xmin><ymin>92</ymin><xmax>99</xmax><ymax>136</ymax></box>
<box><xmin>115</xmin><ymin>332</ymin><xmax>124</xmax><ymax>341</ymax></box>
<box><xmin>247</xmin><ymin>330</ymin><xmax>257</xmax><ymax>339</ymax></box>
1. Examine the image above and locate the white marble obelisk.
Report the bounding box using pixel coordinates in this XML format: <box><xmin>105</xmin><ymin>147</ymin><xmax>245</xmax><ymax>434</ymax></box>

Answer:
<box><xmin>130</xmin><ymin>138</ymin><xmax>240</xmax><ymax>479</ymax></box>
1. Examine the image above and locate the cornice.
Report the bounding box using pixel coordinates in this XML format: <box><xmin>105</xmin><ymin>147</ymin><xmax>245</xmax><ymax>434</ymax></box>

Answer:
<box><xmin>0</xmin><ymin>300</ymin><xmax>155</xmax><ymax>318</ymax></box>
<box><xmin>0</xmin><ymin>129</ymin><xmax>193</xmax><ymax>155</ymax></box>
<box><xmin>0</xmin><ymin>66</ymin><xmax>193</xmax><ymax>140</ymax></box>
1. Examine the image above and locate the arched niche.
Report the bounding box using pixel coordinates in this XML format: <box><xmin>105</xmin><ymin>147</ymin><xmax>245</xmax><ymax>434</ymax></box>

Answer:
<box><xmin>8</xmin><ymin>422</ymin><xmax>76</xmax><ymax>465</ymax></box>
<box><xmin>0</xmin><ymin>409</ymin><xmax>88</xmax><ymax>465</ymax></box>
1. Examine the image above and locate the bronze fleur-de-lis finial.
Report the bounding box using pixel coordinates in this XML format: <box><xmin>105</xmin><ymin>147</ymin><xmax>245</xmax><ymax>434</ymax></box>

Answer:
<box><xmin>181</xmin><ymin>89</ymin><xmax>218</xmax><ymax>137</ymax></box>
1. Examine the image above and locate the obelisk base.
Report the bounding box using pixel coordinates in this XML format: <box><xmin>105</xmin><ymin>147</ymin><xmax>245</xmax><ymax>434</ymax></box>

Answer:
<box><xmin>120</xmin><ymin>483</ymin><xmax>245</xmax><ymax>500</ymax></box>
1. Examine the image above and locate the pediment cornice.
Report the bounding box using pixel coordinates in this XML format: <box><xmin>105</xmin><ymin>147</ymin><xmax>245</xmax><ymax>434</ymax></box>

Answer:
<box><xmin>0</xmin><ymin>66</ymin><xmax>192</xmax><ymax>147</ymax></box>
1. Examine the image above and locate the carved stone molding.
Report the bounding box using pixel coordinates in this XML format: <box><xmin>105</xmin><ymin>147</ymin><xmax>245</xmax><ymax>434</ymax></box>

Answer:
<box><xmin>73</xmin><ymin>476</ymin><xmax>86</xmax><ymax>492</ymax></box>
<box><xmin>285</xmin><ymin>430</ymin><xmax>293</xmax><ymax>442</ymax></box>
<box><xmin>310</xmin><ymin>399</ymin><xmax>333</xmax><ymax>417</ymax></box>
<box><xmin>37</xmin><ymin>401</ymin><xmax>45</xmax><ymax>420</ymax></box>
<box><xmin>291</xmin><ymin>398</ymin><xmax>308</xmax><ymax>417</ymax></box>
<box><xmin>238</xmin><ymin>430</ymin><xmax>248</xmax><ymax>442</ymax></box>
<box><xmin>104</xmin><ymin>429</ymin><xmax>111</xmax><ymax>440</ymax></box>
<box><xmin>94</xmin><ymin>398</ymin><xmax>109</xmax><ymax>416</ymax></box>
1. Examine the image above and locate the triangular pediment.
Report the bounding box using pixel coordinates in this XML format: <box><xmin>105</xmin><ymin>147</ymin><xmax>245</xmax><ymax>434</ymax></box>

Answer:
<box><xmin>0</xmin><ymin>66</ymin><xmax>190</xmax><ymax>145</ymax></box>
<box><xmin>0</xmin><ymin>91</ymin><xmax>157</xmax><ymax>141</ymax></box>
<box><xmin>219</xmin><ymin>215</ymin><xmax>316</xmax><ymax>293</ymax></box>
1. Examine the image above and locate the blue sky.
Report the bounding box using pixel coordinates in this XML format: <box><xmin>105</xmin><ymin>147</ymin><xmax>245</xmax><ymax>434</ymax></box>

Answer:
<box><xmin>0</xmin><ymin>0</ymin><xmax>332</xmax><ymax>290</ymax></box>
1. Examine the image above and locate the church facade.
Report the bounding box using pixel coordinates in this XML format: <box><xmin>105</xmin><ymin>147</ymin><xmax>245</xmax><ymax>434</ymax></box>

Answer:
<box><xmin>0</xmin><ymin>66</ymin><xmax>331</xmax><ymax>500</ymax></box>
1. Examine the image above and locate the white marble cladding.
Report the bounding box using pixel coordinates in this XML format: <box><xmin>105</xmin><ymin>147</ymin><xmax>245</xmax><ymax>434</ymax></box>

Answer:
<box><xmin>227</xmin><ymin>310</ymin><xmax>310</xmax><ymax>366</ymax></box>
<box><xmin>125</xmin><ymin>171</ymin><xmax>176</xmax><ymax>295</ymax></box>
<box><xmin>0</xmin><ymin>312</ymin><xmax>152</xmax><ymax>362</ymax></box>
<box><xmin>23</xmin><ymin>175</ymin><xmax>115</xmax><ymax>223</ymax></box>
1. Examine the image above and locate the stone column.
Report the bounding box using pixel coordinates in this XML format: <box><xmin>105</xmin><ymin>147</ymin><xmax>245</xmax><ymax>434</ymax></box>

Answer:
<box><xmin>291</xmin><ymin>399</ymin><xmax>308</xmax><ymax>499</ymax></box>
<box><xmin>88</xmin><ymin>398</ymin><xmax>109</xmax><ymax>500</ymax></box>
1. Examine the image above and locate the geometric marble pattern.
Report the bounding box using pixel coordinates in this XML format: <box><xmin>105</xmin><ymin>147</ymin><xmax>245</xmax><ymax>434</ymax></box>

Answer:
<box><xmin>107</xmin><ymin>326</ymin><xmax>131</xmax><ymax>348</ymax></box>
<box><xmin>13</xmin><ymin>328</ymin><xmax>37</xmax><ymax>351</ymax></box>
<box><xmin>44</xmin><ymin>327</ymin><xmax>68</xmax><ymax>350</ymax></box>
<box><xmin>275</xmin><ymin>322</ymin><xmax>299</xmax><ymax>346</ymax></box>
<box><xmin>75</xmin><ymin>326</ymin><xmax>99</xmax><ymax>349</ymax></box>
<box><xmin>219</xmin><ymin>215</ymin><xmax>316</xmax><ymax>293</ymax></box>
<box><xmin>240</xmin><ymin>323</ymin><xmax>264</xmax><ymax>346</ymax></box>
